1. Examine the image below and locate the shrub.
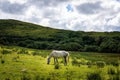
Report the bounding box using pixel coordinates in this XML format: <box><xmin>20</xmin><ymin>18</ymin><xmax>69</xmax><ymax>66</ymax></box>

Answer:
<box><xmin>18</xmin><ymin>49</ymin><xmax>28</xmax><ymax>54</ymax></box>
<box><xmin>2</xmin><ymin>49</ymin><xmax>12</xmax><ymax>54</ymax></box>
<box><xmin>1</xmin><ymin>59</ymin><xmax>5</xmax><ymax>64</ymax></box>
<box><xmin>87</xmin><ymin>61</ymin><xmax>92</xmax><ymax>65</ymax></box>
<box><xmin>113</xmin><ymin>75</ymin><xmax>119</xmax><ymax>80</ymax></box>
<box><xmin>96</xmin><ymin>61</ymin><xmax>106</xmax><ymax>68</ymax></box>
<box><xmin>84</xmin><ymin>45</ymin><xmax>98</xmax><ymax>52</ymax></box>
<box><xmin>12</xmin><ymin>56</ymin><xmax>19</xmax><ymax>62</ymax></box>
<box><xmin>32</xmin><ymin>51</ymin><xmax>40</xmax><ymax>56</ymax></box>
<box><xmin>65</xmin><ymin>70</ymin><xmax>74</xmax><ymax>80</ymax></box>
<box><xmin>109</xmin><ymin>74</ymin><xmax>120</xmax><ymax>80</ymax></box>
<box><xmin>12</xmin><ymin>48</ymin><xmax>19</xmax><ymax>52</ymax></box>
<box><xmin>108</xmin><ymin>67</ymin><xmax>116</xmax><ymax>75</ymax></box>
<box><xmin>46</xmin><ymin>77</ymin><xmax>51</xmax><ymax>80</ymax></box>
<box><xmin>21</xmin><ymin>75</ymin><xmax>31</xmax><ymax>80</ymax></box>
<box><xmin>54</xmin><ymin>63</ymin><xmax>60</xmax><ymax>69</ymax></box>
<box><xmin>49</xmin><ymin>72</ymin><xmax>60</xmax><ymax>80</ymax></box>
<box><xmin>80</xmin><ymin>58</ymin><xmax>88</xmax><ymax>65</ymax></box>
<box><xmin>87</xmin><ymin>61</ymin><xmax>92</xmax><ymax>68</ymax></box>
<box><xmin>35</xmin><ymin>75</ymin><xmax>41</xmax><ymax>80</ymax></box>
<box><xmin>71</xmin><ymin>58</ymin><xmax>80</xmax><ymax>67</ymax></box>
<box><xmin>5</xmin><ymin>78</ymin><xmax>10</xmax><ymax>80</ymax></box>
<box><xmin>21</xmin><ymin>69</ymin><xmax>31</xmax><ymax>80</ymax></box>
<box><xmin>116</xmin><ymin>67</ymin><xmax>120</xmax><ymax>75</ymax></box>
<box><xmin>110</xmin><ymin>61</ymin><xmax>119</xmax><ymax>67</ymax></box>
<box><xmin>87</xmin><ymin>72</ymin><xmax>102</xmax><ymax>80</ymax></box>
<box><xmin>0</xmin><ymin>55</ymin><xmax>2</xmax><ymax>59</ymax></box>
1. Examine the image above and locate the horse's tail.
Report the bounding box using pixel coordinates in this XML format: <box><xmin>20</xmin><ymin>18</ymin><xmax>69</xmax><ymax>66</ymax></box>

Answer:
<box><xmin>67</xmin><ymin>53</ymin><xmax>69</xmax><ymax>62</ymax></box>
<box><xmin>68</xmin><ymin>55</ymin><xmax>69</xmax><ymax>62</ymax></box>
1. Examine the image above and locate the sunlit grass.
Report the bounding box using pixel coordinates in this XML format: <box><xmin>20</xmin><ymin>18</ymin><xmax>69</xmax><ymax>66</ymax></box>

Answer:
<box><xmin>0</xmin><ymin>46</ymin><xmax>120</xmax><ymax>80</ymax></box>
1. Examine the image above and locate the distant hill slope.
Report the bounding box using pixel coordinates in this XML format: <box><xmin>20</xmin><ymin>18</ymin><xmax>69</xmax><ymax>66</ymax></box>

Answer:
<box><xmin>0</xmin><ymin>19</ymin><xmax>60</xmax><ymax>38</ymax></box>
<box><xmin>0</xmin><ymin>19</ymin><xmax>120</xmax><ymax>53</ymax></box>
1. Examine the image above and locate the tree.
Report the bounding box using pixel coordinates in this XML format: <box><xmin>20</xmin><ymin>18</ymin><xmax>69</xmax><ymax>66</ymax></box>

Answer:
<box><xmin>60</xmin><ymin>42</ymin><xmax>83</xmax><ymax>51</ymax></box>
<box><xmin>84</xmin><ymin>45</ymin><xmax>98</xmax><ymax>52</ymax></box>
<box><xmin>99</xmin><ymin>38</ymin><xmax>118</xmax><ymax>53</ymax></box>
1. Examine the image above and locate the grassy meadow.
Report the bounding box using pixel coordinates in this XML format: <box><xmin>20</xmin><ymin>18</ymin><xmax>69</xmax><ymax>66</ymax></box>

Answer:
<box><xmin>0</xmin><ymin>45</ymin><xmax>119</xmax><ymax>80</ymax></box>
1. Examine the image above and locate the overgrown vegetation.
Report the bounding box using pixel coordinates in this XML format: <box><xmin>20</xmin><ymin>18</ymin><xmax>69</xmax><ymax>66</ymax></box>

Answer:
<box><xmin>87</xmin><ymin>72</ymin><xmax>102</xmax><ymax>80</ymax></box>
<box><xmin>96</xmin><ymin>61</ymin><xmax>106</xmax><ymax>68</ymax></box>
<box><xmin>54</xmin><ymin>63</ymin><xmax>60</xmax><ymax>69</ymax></box>
<box><xmin>0</xmin><ymin>19</ymin><xmax>120</xmax><ymax>53</ymax></box>
<box><xmin>0</xmin><ymin>46</ymin><xmax>119</xmax><ymax>80</ymax></box>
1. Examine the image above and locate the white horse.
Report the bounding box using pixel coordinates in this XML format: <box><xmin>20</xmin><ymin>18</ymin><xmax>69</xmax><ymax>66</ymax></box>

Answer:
<box><xmin>47</xmin><ymin>50</ymin><xmax>69</xmax><ymax>65</ymax></box>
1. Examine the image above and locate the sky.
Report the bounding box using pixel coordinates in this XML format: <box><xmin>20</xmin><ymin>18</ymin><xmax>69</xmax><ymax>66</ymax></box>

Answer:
<box><xmin>0</xmin><ymin>0</ymin><xmax>120</xmax><ymax>32</ymax></box>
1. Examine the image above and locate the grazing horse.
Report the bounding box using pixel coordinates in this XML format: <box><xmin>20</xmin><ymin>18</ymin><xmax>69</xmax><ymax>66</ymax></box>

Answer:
<box><xmin>47</xmin><ymin>50</ymin><xmax>69</xmax><ymax>65</ymax></box>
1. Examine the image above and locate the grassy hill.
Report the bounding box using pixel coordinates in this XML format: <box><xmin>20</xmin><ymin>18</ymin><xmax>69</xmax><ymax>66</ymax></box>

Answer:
<box><xmin>0</xmin><ymin>19</ymin><xmax>120</xmax><ymax>37</ymax></box>
<box><xmin>0</xmin><ymin>19</ymin><xmax>59</xmax><ymax>38</ymax></box>
<box><xmin>0</xmin><ymin>19</ymin><xmax>120</xmax><ymax>53</ymax></box>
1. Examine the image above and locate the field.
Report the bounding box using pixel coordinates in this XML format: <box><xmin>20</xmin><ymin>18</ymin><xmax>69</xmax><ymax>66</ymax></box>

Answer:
<box><xmin>0</xmin><ymin>45</ymin><xmax>120</xmax><ymax>80</ymax></box>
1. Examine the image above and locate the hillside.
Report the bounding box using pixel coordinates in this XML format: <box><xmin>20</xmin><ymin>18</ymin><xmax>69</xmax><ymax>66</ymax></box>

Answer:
<box><xmin>0</xmin><ymin>19</ymin><xmax>60</xmax><ymax>38</ymax></box>
<box><xmin>0</xmin><ymin>19</ymin><xmax>120</xmax><ymax>53</ymax></box>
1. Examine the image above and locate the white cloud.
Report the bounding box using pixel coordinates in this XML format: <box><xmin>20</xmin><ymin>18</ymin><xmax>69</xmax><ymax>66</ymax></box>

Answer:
<box><xmin>0</xmin><ymin>0</ymin><xmax>120</xmax><ymax>32</ymax></box>
<box><xmin>9</xmin><ymin>0</ymin><xmax>28</xmax><ymax>4</ymax></box>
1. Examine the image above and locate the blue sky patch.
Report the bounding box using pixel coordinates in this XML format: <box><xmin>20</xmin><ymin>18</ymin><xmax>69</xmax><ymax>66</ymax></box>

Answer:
<box><xmin>66</xmin><ymin>4</ymin><xmax>73</xmax><ymax>12</ymax></box>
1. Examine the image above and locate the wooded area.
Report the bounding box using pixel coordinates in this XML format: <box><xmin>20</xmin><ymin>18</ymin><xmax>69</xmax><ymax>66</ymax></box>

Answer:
<box><xmin>0</xmin><ymin>19</ymin><xmax>120</xmax><ymax>53</ymax></box>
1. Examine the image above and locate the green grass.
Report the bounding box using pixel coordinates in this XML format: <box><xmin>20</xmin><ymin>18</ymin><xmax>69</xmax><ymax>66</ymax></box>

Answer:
<box><xmin>1</xmin><ymin>19</ymin><xmax>120</xmax><ymax>40</ymax></box>
<box><xmin>0</xmin><ymin>45</ymin><xmax>120</xmax><ymax>80</ymax></box>
<box><xmin>0</xmin><ymin>19</ymin><xmax>60</xmax><ymax>38</ymax></box>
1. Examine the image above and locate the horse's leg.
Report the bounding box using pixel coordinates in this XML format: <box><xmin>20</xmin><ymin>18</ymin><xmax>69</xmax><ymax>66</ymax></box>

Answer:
<box><xmin>56</xmin><ymin>58</ymin><xmax>58</xmax><ymax>63</ymax></box>
<box><xmin>54</xmin><ymin>57</ymin><xmax>56</xmax><ymax>64</ymax></box>
<box><xmin>54</xmin><ymin>57</ymin><xmax>58</xmax><ymax>64</ymax></box>
<box><xmin>64</xmin><ymin>56</ymin><xmax>67</xmax><ymax>65</ymax></box>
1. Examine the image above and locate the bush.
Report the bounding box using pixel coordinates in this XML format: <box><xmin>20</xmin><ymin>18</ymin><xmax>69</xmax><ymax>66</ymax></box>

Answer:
<box><xmin>18</xmin><ymin>49</ymin><xmax>28</xmax><ymax>54</ymax></box>
<box><xmin>110</xmin><ymin>61</ymin><xmax>119</xmax><ymax>67</ymax></box>
<box><xmin>46</xmin><ymin>77</ymin><xmax>51</xmax><ymax>80</ymax></box>
<box><xmin>1</xmin><ymin>59</ymin><xmax>5</xmax><ymax>64</ymax></box>
<box><xmin>54</xmin><ymin>63</ymin><xmax>60</xmax><ymax>69</ymax></box>
<box><xmin>12</xmin><ymin>56</ymin><xmax>20</xmax><ymax>62</ymax></box>
<box><xmin>34</xmin><ymin>75</ymin><xmax>41</xmax><ymax>80</ymax></box>
<box><xmin>109</xmin><ymin>75</ymin><xmax>119</xmax><ymax>80</ymax></box>
<box><xmin>65</xmin><ymin>70</ymin><xmax>74</xmax><ymax>80</ymax></box>
<box><xmin>84</xmin><ymin>45</ymin><xmax>98</xmax><ymax>52</ymax></box>
<box><xmin>96</xmin><ymin>61</ymin><xmax>106</xmax><ymax>68</ymax></box>
<box><xmin>80</xmin><ymin>58</ymin><xmax>88</xmax><ymax>65</ymax></box>
<box><xmin>87</xmin><ymin>61</ymin><xmax>92</xmax><ymax>68</ymax></box>
<box><xmin>108</xmin><ymin>67</ymin><xmax>116</xmax><ymax>75</ymax></box>
<box><xmin>2</xmin><ymin>49</ymin><xmax>12</xmax><ymax>54</ymax></box>
<box><xmin>87</xmin><ymin>61</ymin><xmax>92</xmax><ymax>65</ymax></box>
<box><xmin>49</xmin><ymin>72</ymin><xmax>60</xmax><ymax>80</ymax></box>
<box><xmin>0</xmin><ymin>55</ymin><xmax>2</xmax><ymax>59</ymax></box>
<box><xmin>113</xmin><ymin>75</ymin><xmax>119</xmax><ymax>80</ymax></box>
<box><xmin>32</xmin><ymin>51</ymin><xmax>40</xmax><ymax>56</ymax></box>
<box><xmin>5</xmin><ymin>78</ymin><xmax>10</xmax><ymax>80</ymax></box>
<box><xmin>21</xmin><ymin>69</ymin><xmax>31</xmax><ymax>80</ymax></box>
<box><xmin>87</xmin><ymin>72</ymin><xmax>102</xmax><ymax>80</ymax></box>
<box><xmin>21</xmin><ymin>75</ymin><xmax>31</xmax><ymax>80</ymax></box>
<box><xmin>116</xmin><ymin>67</ymin><xmax>120</xmax><ymax>75</ymax></box>
<box><xmin>71</xmin><ymin>58</ymin><xmax>80</xmax><ymax>67</ymax></box>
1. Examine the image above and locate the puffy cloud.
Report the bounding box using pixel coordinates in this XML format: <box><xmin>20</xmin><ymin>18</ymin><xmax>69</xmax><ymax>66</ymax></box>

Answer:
<box><xmin>76</xmin><ymin>1</ymin><xmax>103</xmax><ymax>14</ymax></box>
<box><xmin>0</xmin><ymin>0</ymin><xmax>120</xmax><ymax>32</ymax></box>
<box><xmin>0</xmin><ymin>0</ymin><xmax>27</xmax><ymax>14</ymax></box>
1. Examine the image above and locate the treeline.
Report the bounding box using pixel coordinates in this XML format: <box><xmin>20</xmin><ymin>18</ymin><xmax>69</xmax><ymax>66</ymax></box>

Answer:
<box><xmin>0</xmin><ymin>31</ymin><xmax>120</xmax><ymax>53</ymax></box>
<box><xmin>0</xmin><ymin>19</ymin><xmax>120</xmax><ymax>53</ymax></box>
